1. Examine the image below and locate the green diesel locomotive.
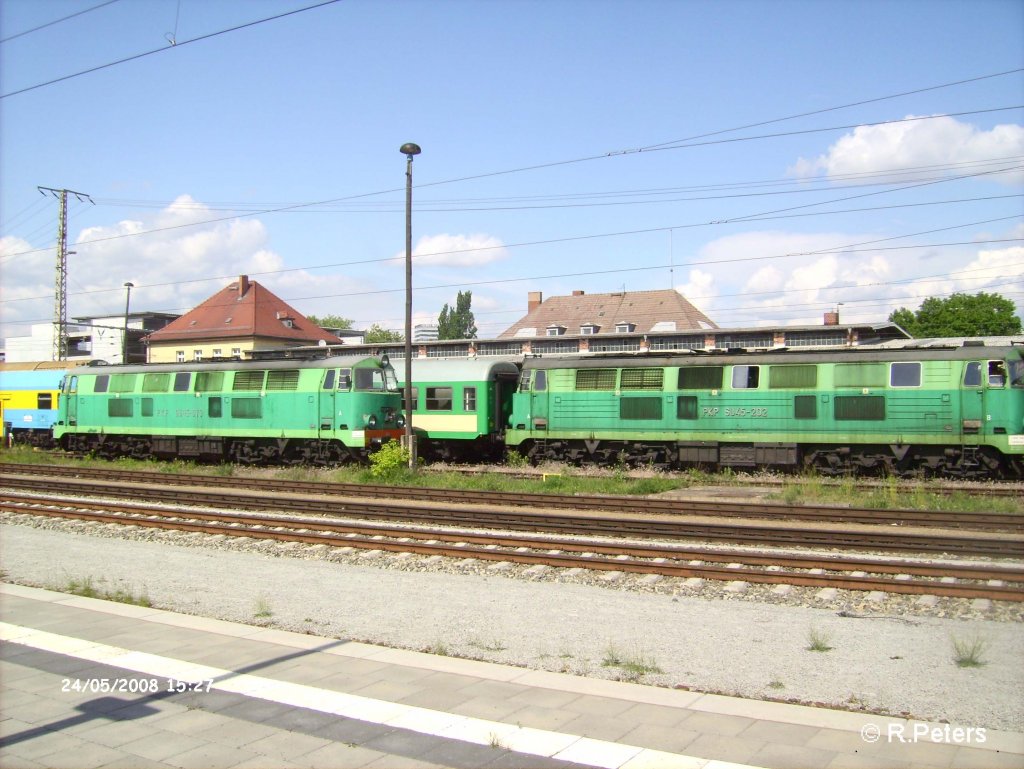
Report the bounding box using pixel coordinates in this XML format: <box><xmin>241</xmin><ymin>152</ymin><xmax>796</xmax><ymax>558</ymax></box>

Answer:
<box><xmin>54</xmin><ymin>355</ymin><xmax>404</xmax><ymax>464</ymax></box>
<box><xmin>506</xmin><ymin>341</ymin><xmax>1024</xmax><ymax>478</ymax></box>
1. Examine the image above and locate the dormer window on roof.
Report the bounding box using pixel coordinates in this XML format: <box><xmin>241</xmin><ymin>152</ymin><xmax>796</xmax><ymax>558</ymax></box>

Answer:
<box><xmin>580</xmin><ymin>323</ymin><xmax>600</xmax><ymax>335</ymax></box>
<box><xmin>546</xmin><ymin>324</ymin><xmax>567</xmax><ymax>337</ymax></box>
<box><xmin>615</xmin><ymin>321</ymin><xmax>636</xmax><ymax>333</ymax></box>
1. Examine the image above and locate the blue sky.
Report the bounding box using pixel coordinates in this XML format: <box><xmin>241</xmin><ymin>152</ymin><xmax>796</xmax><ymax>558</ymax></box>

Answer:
<box><xmin>2</xmin><ymin>0</ymin><xmax>1022</xmax><ymax>343</ymax></box>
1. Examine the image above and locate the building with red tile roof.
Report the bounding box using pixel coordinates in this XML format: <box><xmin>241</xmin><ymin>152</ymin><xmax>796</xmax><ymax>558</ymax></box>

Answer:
<box><xmin>144</xmin><ymin>275</ymin><xmax>341</xmax><ymax>363</ymax></box>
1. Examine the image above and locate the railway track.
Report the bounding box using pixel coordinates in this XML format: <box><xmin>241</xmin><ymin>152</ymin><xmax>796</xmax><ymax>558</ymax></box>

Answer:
<box><xmin>2</xmin><ymin>469</ymin><xmax>1023</xmax><ymax>559</ymax></box>
<box><xmin>2</xmin><ymin>463</ymin><xmax>1021</xmax><ymax>532</ymax></box>
<box><xmin>3</xmin><ymin>492</ymin><xmax>1022</xmax><ymax>602</ymax></box>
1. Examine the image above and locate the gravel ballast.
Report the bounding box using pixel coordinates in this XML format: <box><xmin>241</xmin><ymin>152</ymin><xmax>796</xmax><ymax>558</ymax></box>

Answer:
<box><xmin>1</xmin><ymin>518</ymin><xmax>1021</xmax><ymax>733</ymax></box>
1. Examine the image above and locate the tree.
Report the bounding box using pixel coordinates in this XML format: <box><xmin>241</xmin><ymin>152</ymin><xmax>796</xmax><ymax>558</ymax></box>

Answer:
<box><xmin>888</xmin><ymin>292</ymin><xmax>1022</xmax><ymax>338</ymax></box>
<box><xmin>437</xmin><ymin>290</ymin><xmax>477</xmax><ymax>340</ymax></box>
<box><xmin>363</xmin><ymin>323</ymin><xmax>403</xmax><ymax>343</ymax></box>
<box><xmin>306</xmin><ymin>314</ymin><xmax>353</xmax><ymax>330</ymax></box>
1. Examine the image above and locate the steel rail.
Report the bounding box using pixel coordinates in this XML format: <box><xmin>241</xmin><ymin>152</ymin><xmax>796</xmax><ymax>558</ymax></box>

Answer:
<box><xmin>4</xmin><ymin>492</ymin><xmax>1021</xmax><ymax>583</ymax></box>
<box><xmin>2</xmin><ymin>464</ymin><xmax>1021</xmax><ymax>531</ymax></box>
<box><xmin>4</xmin><ymin>496</ymin><xmax>1021</xmax><ymax>602</ymax></box>
<box><xmin>3</xmin><ymin>475</ymin><xmax>1022</xmax><ymax>558</ymax></box>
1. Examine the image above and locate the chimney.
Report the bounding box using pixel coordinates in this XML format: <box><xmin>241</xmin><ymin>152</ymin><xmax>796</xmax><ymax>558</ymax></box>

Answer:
<box><xmin>528</xmin><ymin>291</ymin><xmax>543</xmax><ymax>313</ymax></box>
<box><xmin>238</xmin><ymin>275</ymin><xmax>250</xmax><ymax>298</ymax></box>
<box><xmin>572</xmin><ymin>290</ymin><xmax>585</xmax><ymax>296</ymax></box>
<box><xmin>824</xmin><ymin>311</ymin><xmax>840</xmax><ymax>326</ymax></box>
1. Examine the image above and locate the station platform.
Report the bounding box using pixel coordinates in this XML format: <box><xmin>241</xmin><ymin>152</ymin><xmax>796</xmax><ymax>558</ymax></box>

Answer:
<box><xmin>1</xmin><ymin>583</ymin><xmax>1021</xmax><ymax>769</ymax></box>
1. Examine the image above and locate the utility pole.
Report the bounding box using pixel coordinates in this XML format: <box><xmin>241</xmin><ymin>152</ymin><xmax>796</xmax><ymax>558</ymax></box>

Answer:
<box><xmin>38</xmin><ymin>186</ymin><xmax>93</xmax><ymax>361</ymax></box>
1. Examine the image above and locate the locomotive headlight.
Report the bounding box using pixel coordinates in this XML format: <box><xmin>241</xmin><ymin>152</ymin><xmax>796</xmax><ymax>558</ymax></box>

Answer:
<box><xmin>367</xmin><ymin>414</ymin><xmax>378</xmax><ymax>428</ymax></box>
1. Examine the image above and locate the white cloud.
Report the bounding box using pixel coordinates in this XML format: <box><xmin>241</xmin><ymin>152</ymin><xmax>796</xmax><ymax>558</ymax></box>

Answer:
<box><xmin>0</xmin><ymin>197</ymin><xmax>395</xmax><ymax>343</ymax></box>
<box><xmin>790</xmin><ymin>116</ymin><xmax>1024</xmax><ymax>184</ymax></box>
<box><xmin>398</xmin><ymin>233</ymin><xmax>508</xmax><ymax>268</ymax></box>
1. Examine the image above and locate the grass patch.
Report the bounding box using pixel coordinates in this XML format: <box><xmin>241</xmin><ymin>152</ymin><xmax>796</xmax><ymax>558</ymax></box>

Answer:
<box><xmin>601</xmin><ymin>643</ymin><xmax>664</xmax><ymax>680</ymax></box>
<box><xmin>952</xmin><ymin>635</ymin><xmax>988</xmax><ymax>668</ymax></box>
<box><xmin>806</xmin><ymin>626</ymin><xmax>834</xmax><ymax>652</ymax></box>
<box><xmin>63</xmin><ymin>575</ymin><xmax>151</xmax><ymax>606</ymax></box>
<box><xmin>468</xmin><ymin>637</ymin><xmax>507</xmax><ymax>653</ymax></box>
<box><xmin>253</xmin><ymin>596</ymin><xmax>273</xmax><ymax>618</ymax></box>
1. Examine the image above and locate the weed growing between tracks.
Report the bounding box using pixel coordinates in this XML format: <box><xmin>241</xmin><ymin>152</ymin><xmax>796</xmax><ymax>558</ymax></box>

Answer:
<box><xmin>3</xmin><ymin>448</ymin><xmax>1021</xmax><ymax>513</ymax></box>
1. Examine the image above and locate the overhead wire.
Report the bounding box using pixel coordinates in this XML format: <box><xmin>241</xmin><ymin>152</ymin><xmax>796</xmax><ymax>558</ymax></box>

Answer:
<box><xmin>0</xmin><ymin>0</ymin><xmax>122</xmax><ymax>44</ymax></box>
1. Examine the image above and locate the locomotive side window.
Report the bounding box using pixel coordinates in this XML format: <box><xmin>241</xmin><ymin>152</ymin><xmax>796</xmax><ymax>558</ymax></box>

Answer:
<box><xmin>195</xmin><ymin>372</ymin><xmax>224</xmax><ymax>392</ymax></box>
<box><xmin>463</xmin><ymin>387</ymin><xmax>477</xmax><ymax>411</ymax></box>
<box><xmin>534</xmin><ymin>371</ymin><xmax>546</xmax><ymax>391</ymax></box>
<box><xmin>835</xmin><ymin>363</ymin><xmax>886</xmax><ymax>388</ymax></box>
<box><xmin>209</xmin><ymin>397</ymin><xmax>222</xmax><ymax>418</ymax></box>
<box><xmin>964</xmin><ymin>362</ymin><xmax>982</xmax><ymax>387</ymax></box>
<box><xmin>173</xmin><ymin>373</ymin><xmax>191</xmax><ymax>392</ymax></box>
<box><xmin>678</xmin><ymin>366</ymin><xmax>723</xmax><ymax>390</ymax></box>
<box><xmin>835</xmin><ymin>395</ymin><xmax>885</xmax><ymax>420</ymax></box>
<box><xmin>94</xmin><ymin>375</ymin><xmax>109</xmax><ymax>393</ymax></box>
<box><xmin>231</xmin><ymin>398</ymin><xmax>262</xmax><ymax>419</ymax></box>
<box><xmin>677</xmin><ymin>396</ymin><xmax>699</xmax><ymax>420</ymax></box>
<box><xmin>143</xmin><ymin>373</ymin><xmax>170</xmax><ymax>392</ymax></box>
<box><xmin>575</xmin><ymin>369</ymin><xmax>616</xmax><ymax>390</ymax></box>
<box><xmin>769</xmin><ymin>365</ymin><xmax>817</xmax><ymax>389</ymax></box>
<box><xmin>266</xmin><ymin>370</ymin><xmax>300</xmax><ymax>391</ymax></box>
<box><xmin>142</xmin><ymin>398</ymin><xmax>154</xmax><ymax>417</ymax></box>
<box><xmin>108</xmin><ymin>399</ymin><xmax>133</xmax><ymax>417</ymax></box>
<box><xmin>794</xmin><ymin>395</ymin><xmax>817</xmax><ymax>419</ymax></box>
<box><xmin>890</xmin><ymin>362</ymin><xmax>921</xmax><ymax>387</ymax></box>
<box><xmin>1009</xmin><ymin>359</ymin><xmax>1024</xmax><ymax>387</ymax></box>
<box><xmin>621</xmin><ymin>397</ymin><xmax>662</xmax><ymax>420</ymax></box>
<box><xmin>233</xmin><ymin>370</ymin><xmax>266</xmax><ymax>391</ymax></box>
<box><xmin>426</xmin><ymin>387</ymin><xmax>453</xmax><ymax>411</ymax></box>
<box><xmin>731</xmin><ymin>365</ymin><xmax>760</xmax><ymax>389</ymax></box>
<box><xmin>621</xmin><ymin>368</ymin><xmax>664</xmax><ymax>391</ymax></box>
<box><xmin>323</xmin><ymin>369</ymin><xmax>336</xmax><ymax>390</ymax></box>
<box><xmin>111</xmin><ymin>374</ymin><xmax>137</xmax><ymax>393</ymax></box>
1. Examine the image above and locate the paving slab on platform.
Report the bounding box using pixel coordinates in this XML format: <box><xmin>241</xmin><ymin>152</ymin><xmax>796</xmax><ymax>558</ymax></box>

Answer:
<box><xmin>1</xmin><ymin>583</ymin><xmax>1021</xmax><ymax>769</ymax></box>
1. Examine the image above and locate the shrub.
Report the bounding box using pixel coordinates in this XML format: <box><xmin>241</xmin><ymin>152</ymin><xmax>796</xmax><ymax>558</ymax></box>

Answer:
<box><xmin>368</xmin><ymin>440</ymin><xmax>411</xmax><ymax>479</ymax></box>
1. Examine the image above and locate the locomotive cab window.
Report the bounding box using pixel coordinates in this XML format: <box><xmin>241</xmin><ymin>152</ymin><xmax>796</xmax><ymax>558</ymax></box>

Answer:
<box><xmin>338</xmin><ymin>369</ymin><xmax>352</xmax><ymax>390</ymax></box>
<box><xmin>964</xmin><ymin>362</ymin><xmax>982</xmax><ymax>387</ymax></box>
<box><xmin>989</xmin><ymin>361</ymin><xmax>1007</xmax><ymax>387</ymax></box>
<box><xmin>731</xmin><ymin>365</ymin><xmax>759</xmax><ymax>389</ymax></box>
<box><xmin>354</xmin><ymin>368</ymin><xmax>384</xmax><ymax>391</ymax></box>
<box><xmin>890</xmin><ymin>362</ymin><xmax>921</xmax><ymax>387</ymax></box>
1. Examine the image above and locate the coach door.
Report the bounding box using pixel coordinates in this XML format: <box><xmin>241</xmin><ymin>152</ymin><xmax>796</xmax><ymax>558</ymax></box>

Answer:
<box><xmin>961</xmin><ymin>361</ymin><xmax>986</xmax><ymax>438</ymax></box>
<box><xmin>318</xmin><ymin>369</ymin><xmax>337</xmax><ymax>436</ymax></box>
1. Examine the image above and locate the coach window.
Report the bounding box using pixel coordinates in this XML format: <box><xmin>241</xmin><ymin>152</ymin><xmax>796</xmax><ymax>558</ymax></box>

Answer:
<box><xmin>890</xmin><ymin>362</ymin><xmax>921</xmax><ymax>387</ymax></box>
<box><xmin>731</xmin><ymin>365</ymin><xmax>759</xmax><ymax>389</ymax></box>
<box><xmin>173</xmin><ymin>373</ymin><xmax>191</xmax><ymax>392</ymax></box>
<box><xmin>426</xmin><ymin>387</ymin><xmax>453</xmax><ymax>411</ymax></box>
<box><xmin>463</xmin><ymin>387</ymin><xmax>477</xmax><ymax>411</ymax></box>
<box><xmin>405</xmin><ymin>387</ymin><xmax>419</xmax><ymax>411</ymax></box>
<box><xmin>37</xmin><ymin>393</ymin><xmax>53</xmax><ymax>410</ymax></box>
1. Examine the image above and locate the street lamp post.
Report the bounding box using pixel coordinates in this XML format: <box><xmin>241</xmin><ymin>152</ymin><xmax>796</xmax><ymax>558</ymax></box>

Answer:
<box><xmin>122</xmin><ymin>282</ymin><xmax>134</xmax><ymax>363</ymax></box>
<box><xmin>400</xmin><ymin>142</ymin><xmax>421</xmax><ymax>470</ymax></box>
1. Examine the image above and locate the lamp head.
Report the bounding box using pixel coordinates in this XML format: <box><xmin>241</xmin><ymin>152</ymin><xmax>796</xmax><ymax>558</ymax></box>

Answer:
<box><xmin>400</xmin><ymin>143</ymin><xmax>421</xmax><ymax>158</ymax></box>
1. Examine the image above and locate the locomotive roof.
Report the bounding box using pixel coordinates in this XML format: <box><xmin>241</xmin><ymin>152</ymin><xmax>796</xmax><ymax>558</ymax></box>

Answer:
<box><xmin>68</xmin><ymin>355</ymin><xmax>384</xmax><ymax>376</ymax></box>
<box><xmin>402</xmin><ymin>357</ymin><xmax>522</xmax><ymax>381</ymax></box>
<box><xmin>523</xmin><ymin>340</ymin><xmax>1024</xmax><ymax>369</ymax></box>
